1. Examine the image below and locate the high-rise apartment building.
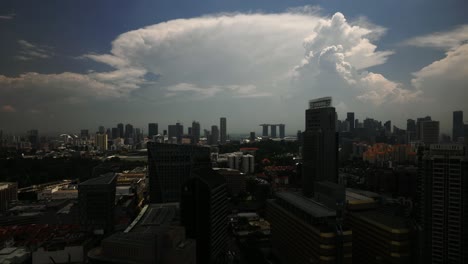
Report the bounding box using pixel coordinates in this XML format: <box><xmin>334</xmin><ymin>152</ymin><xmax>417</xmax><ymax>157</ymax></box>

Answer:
<box><xmin>453</xmin><ymin>111</ymin><xmax>464</xmax><ymax>142</ymax></box>
<box><xmin>147</xmin><ymin>142</ymin><xmax>211</xmax><ymax>203</ymax></box>
<box><xmin>98</xmin><ymin>126</ymin><xmax>105</xmax><ymax>134</ymax></box>
<box><xmin>181</xmin><ymin>168</ymin><xmax>228</xmax><ymax>264</ymax></box>
<box><xmin>95</xmin><ymin>133</ymin><xmax>108</xmax><ymax>151</ymax></box>
<box><xmin>418</xmin><ymin>144</ymin><xmax>468</xmax><ymax>263</ymax></box>
<box><xmin>346</xmin><ymin>112</ymin><xmax>355</xmax><ymax>131</ymax></box>
<box><xmin>420</xmin><ymin>121</ymin><xmax>439</xmax><ymax>145</ymax></box>
<box><xmin>262</xmin><ymin>124</ymin><xmax>268</xmax><ymax>137</ymax></box>
<box><xmin>416</xmin><ymin>116</ymin><xmax>432</xmax><ymax>140</ymax></box>
<box><xmin>302</xmin><ymin>97</ymin><xmax>338</xmax><ymax>197</ymax></box>
<box><xmin>78</xmin><ymin>173</ymin><xmax>117</xmax><ymax>234</ymax></box>
<box><xmin>220</xmin><ymin>117</ymin><xmax>227</xmax><ymax>144</ymax></box>
<box><xmin>148</xmin><ymin>123</ymin><xmax>158</xmax><ymax>138</ymax></box>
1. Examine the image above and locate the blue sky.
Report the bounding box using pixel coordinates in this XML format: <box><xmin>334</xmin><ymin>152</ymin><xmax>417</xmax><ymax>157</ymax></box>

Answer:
<box><xmin>0</xmin><ymin>0</ymin><xmax>467</xmax><ymax>135</ymax></box>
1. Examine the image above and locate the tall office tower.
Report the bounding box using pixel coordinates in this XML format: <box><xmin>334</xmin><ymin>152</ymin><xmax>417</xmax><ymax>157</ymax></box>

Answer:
<box><xmin>279</xmin><ymin>124</ymin><xmax>285</xmax><ymax>139</ymax></box>
<box><xmin>418</xmin><ymin>145</ymin><xmax>468</xmax><ymax>263</ymax></box>
<box><xmin>192</xmin><ymin>121</ymin><xmax>201</xmax><ymax>143</ymax></box>
<box><xmin>250</xmin><ymin>132</ymin><xmax>256</xmax><ymax>141</ymax></box>
<box><xmin>98</xmin><ymin>126</ymin><xmax>105</xmax><ymax>134</ymax></box>
<box><xmin>135</xmin><ymin>128</ymin><xmax>142</xmax><ymax>143</ymax></box>
<box><xmin>95</xmin><ymin>133</ymin><xmax>108</xmax><ymax>151</ymax></box>
<box><xmin>181</xmin><ymin>168</ymin><xmax>228</xmax><ymax>264</ymax></box>
<box><xmin>407</xmin><ymin>119</ymin><xmax>417</xmax><ymax>141</ymax></box>
<box><xmin>147</xmin><ymin>142</ymin><xmax>211</xmax><ymax>203</ymax></box>
<box><xmin>453</xmin><ymin>111</ymin><xmax>464</xmax><ymax>142</ymax></box>
<box><xmin>78</xmin><ymin>173</ymin><xmax>117</xmax><ymax>234</ymax></box>
<box><xmin>80</xmin><ymin>129</ymin><xmax>89</xmax><ymax>140</ymax></box>
<box><xmin>124</xmin><ymin>124</ymin><xmax>134</xmax><ymax>139</ymax></box>
<box><xmin>346</xmin><ymin>112</ymin><xmax>355</xmax><ymax>131</ymax></box>
<box><xmin>302</xmin><ymin>97</ymin><xmax>338</xmax><ymax>197</ymax></box>
<box><xmin>117</xmin><ymin>123</ymin><xmax>124</xmax><ymax>138</ymax></box>
<box><xmin>148</xmin><ymin>123</ymin><xmax>158</xmax><ymax>138</ymax></box>
<box><xmin>420</xmin><ymin>121</ymin><xmax>439</xmax><ymax>145</ymax></box>
<box><xmin>220</xmin><ymin>117</ymin><xmax>227</xmax><ymax>144</ymax></box>
<box><xmin>270</xmin><ymin>125</ymin><xmax>277</xmax><ymax>138</ymax></box>
<box><xmin>27</xmin><ymin>129</ymin><xmax>39</xmax><ymax>149</ymax></box>
<box><xmin>261</xmin><ymin>124</ymin><xmax>268</xmax><ymax>137</ymax></box>
<box><xmin>416</xmin><ymin>116</ymin><xmax>432</xmax><ymax>140</ymax></box>
<box><xmin>267</xmin><ymin>192</ymin><xmax>352</xmax><ymax>264</ymax></box>
<box><xmin>111</xmin><ymin>128</ymin><xmax>118</xmax><ymax>139</ymax></box>
<box><xmin>211</xmin><ymin>125</ymin><xmax>219</xmax><ymax>145</ymax></box>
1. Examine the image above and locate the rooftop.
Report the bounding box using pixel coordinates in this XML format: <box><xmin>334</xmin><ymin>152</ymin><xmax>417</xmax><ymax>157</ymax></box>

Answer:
<box><xmin>276</xmin><ymin>191</ymin><xmax>336</xmax><ymax>218</ymax></box>
<box><xmin>80</xmin><ymin>173</ymin><xmax>116</xmax><ymax>186</ymax></box>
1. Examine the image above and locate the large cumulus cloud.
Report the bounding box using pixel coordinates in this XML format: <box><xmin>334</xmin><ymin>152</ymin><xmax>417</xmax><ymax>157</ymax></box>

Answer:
<box><xmin>1</xmin><ymin>9</ymin><xmax>465</xmax><ymax>132</ymax></box>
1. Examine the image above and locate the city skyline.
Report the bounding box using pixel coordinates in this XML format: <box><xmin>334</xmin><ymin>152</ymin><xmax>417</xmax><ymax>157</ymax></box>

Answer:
<box><xmin>0</xmin><ymin>1</ymin><xmax>467</xmax><ymax>133</ymax></box>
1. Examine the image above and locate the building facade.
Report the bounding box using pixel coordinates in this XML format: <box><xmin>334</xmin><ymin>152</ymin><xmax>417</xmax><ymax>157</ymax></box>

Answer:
<box><xmin>220</xmin><ymin>117</ymin><xmax>227</xmax><ymax>144</ymax></box>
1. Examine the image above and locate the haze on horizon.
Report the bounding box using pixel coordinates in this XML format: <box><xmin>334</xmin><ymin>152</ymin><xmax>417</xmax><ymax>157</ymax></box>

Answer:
<box><xmin>0</xmin><ymin>0</ymin><xmax>467</xmax><ymax>135</ymax></box>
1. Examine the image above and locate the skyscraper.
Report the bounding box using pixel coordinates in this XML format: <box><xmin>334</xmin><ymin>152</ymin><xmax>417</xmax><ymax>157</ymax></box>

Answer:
<box><xmin>147</xmin><ymin>142</ymin><xmax>211</xmax><ymax>203</ymax></box>
<box><xmin>416</xmin><ymin>116</ymin><xmax>432</xmax><ymax>140</ymax></box>
<box><xmin>407</xmin><ymin>119</ymin><xmax>417</xmax><ymax>141</ymax></box>
<box><xmin>168</xmin><ymin>122</ymin><xmax>184</xmax><ymax>144</ymax></box>
<box><xmin>148</xmin><ymin>123</ymin><xmax>158</xmax><ymax>138</ymax></box>
<box><xmin>124</xmin><ymin>124</ymin><xmax>134</xmax><ymax>139</ymax></box>
<box><xmin>302</xmin><ymin>97</ymin><xmax>338</xmax><ymax>197</ymax></box>
<box><xmin>117</xmin><ymin>123</ymin><xmax>124</xmax><ymax>138</ymax></box>
<box><xmin>261</xmin><ymin>124</ymin><xmax>268</xmax><ymax>137</ymax></box>
<box><xmin>192</xmin><ymin>121</ymin><xmax>200</xmax><ymax>144</ymax></box>
<box><xmin>346</xmin><ymin>112</ymin><xmax>355</xmax><ymax>131</ymax></box>
<box><xmin>98</xmin><ymin>126</ymin><xmax>105</xmax><ymax>134</ymax></box>
<box><xmin>81</xmin><ymin>129</ymin><xmax>89</xmax><ymax>140</ymax></box>
<box><xmin>111</xmin><ymin>127</ymin><xmax>118</xmax><ymax>139</ymax></box>
<box><xmin>250</xmin><ymin>132</ymin><xmax>256</xmax><ymax>141</ymax></box>
<box><xmin>181</xmin><ymin>168</ymin><xmax>228</xmax><ymax>264</ymax></box>
<box><xmin>453</xmin><ymin>111</ymin><xmax>464</xmax><ymax>142</ymax></box>
<box><xmin>418</xmin><ymin>145</ymin><xmax>468</xmax><ymax>263</ymax></box>
<box><xmin>220</xmin><ymin>117</ymin><xmax>227</xmax><ymax>144</ymax></box>
<box><xmin>211</xmin><ymin>125</ymin><xmax>219</xmax><ymax>145</ymax></box>
<box><xmin>27</xmin><ymin>129</ymin><xmax>39</xmax><ymax>149</ymax></box>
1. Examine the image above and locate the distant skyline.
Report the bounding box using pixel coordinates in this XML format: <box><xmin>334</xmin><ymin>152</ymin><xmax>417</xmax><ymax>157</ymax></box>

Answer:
<box><xmin>0</xmin><ymin>0</ymin><xmax>467</xmax><ymax>134</ymax></box>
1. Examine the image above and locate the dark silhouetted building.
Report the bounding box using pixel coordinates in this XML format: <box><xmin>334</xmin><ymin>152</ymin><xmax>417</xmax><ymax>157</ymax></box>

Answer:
<box><xmin>148</xmin><ymin>123</ymin><xmax>158</xmax><ymax>138</ymax></box>
<box><xmin>262</xmin><ymin>124</ymin><xmax>268</xmax><ymax>137</ymax></box>
<box><xmin>271</xmin><ymin>124</ymin><xmax>277</xmax><ymax>138</ymax></box>
<box><xmin>168</xmin><ymin>122</ymin><xmax>184</xmax><ymax>144</ymax></box>
<box><xmin>111</xmin><ymin>127</ymin><xmax>118</xmax><ymax>139</ymax></box>
<box><xmin>211</xmin><ymin>125</ymin><xmax>219</xmax><ymax>145</ymax></box>
<box><xmin>27</xmin><ymin>129</ymin><xmax>39</xmax><ymax>149</ymax></box>
<box><xmin>88</xmin><ymin>203</ymin><xmax>196</xmax><ymax>264</ymax></box>
<box><xmin>279</xmin><ymin>124</ymin><xmax>285</xmax><ymax>139</ymax></box>
<box><xmin>416</xmin><ymin>116</ymin><xmax>431</xmax><ymax>141</ymax></box>
<box><xmin>192</xmin><ymin>121</ymin><xmax>201</xmax><ymax>144</ymax></box>
<box><xmin>346</xmin><ymin>112</ymin><xmax>355</xmax><ymax>132</ymax></box>
<box><xmin>267</xmin><ymin>191</ymin><xmax>352</xmax><ymax>264</ymax></box>
<box><xmin>181</xmin><ymin>168</ymin><xmax>228</xmax><ymax>264</ymax></box>
<box><xmin>124</xmin><ymin>123</ymin><xmax>134</xmax><ymax>140</ymax></box>
<box><xmin>348</xmin><ymin>206</ymin><xmax>411</xmax><ymax>263</ymax></box>
<box><xmin>453</xmin><ymin>111</ymin><xmax>464</xmax><ymax>142</ymax></box>
<box><xmin>81</xmin><ymin>129</ymin><xmax>89</xmax><ymax>140</ymax></box>
<box><xmin>78</xmin><ymin>173</ymin><xmax>117</xmax><ymax>234</ymax></box>
<box><xmin>407</xmin><ymin>119</ymin><xmax>416</xmax><ymax>141</ymax></box>
<box><xmin>250</xmin><ymin>132</ymin><xmax>256</xmax><ymax>142</ymax></box>
<box><xmin>420</xmin><ymin>121</ymin><xmax>439</xmax><ymax>145</ymax></box>
<box><xmin>117</xmin><ymin>123</ymin><xmax>124</xmax><ymax>138</ymax></box>
<box><xmin>302</xmin><ymin>97</ymin><xmax>338</xmax><ymax>197</ymax></box>
<box><xmin>220</xmin><ymin>117</ymin><xmax>227</xmax><ymax>144</ymax></box>
<box><xmin>418</xmin><ymin>144</ymin><xmax>468</xmax><ymax>263</ymax></box>
<box><xmin>147</xmin><ymin>142</ymin><xmax>211</xmax><ymax>203</ymax></box>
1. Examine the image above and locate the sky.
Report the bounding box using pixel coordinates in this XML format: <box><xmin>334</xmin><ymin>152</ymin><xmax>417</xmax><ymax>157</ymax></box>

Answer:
<box><xmin>0</xmin><ymin>0</ymin><xmax>467</xmax><ymax>135</ymax></box>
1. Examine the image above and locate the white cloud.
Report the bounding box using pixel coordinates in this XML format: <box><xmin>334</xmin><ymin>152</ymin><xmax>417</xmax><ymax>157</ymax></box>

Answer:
<box><xmin>16</xmin><ymin>40</ymin><xmax>54</xmax><ymax>61</ymax></box>
<box><xmin>7</xmin><ymin>10</ymin><xmax>462</xmax><ymax>132</ymax></box>
<box><xmin>0</xmin><ymin>13</ymin><xmax>15</xmax><ymax>20</ymax></box>
<box><xmin>404</xmin><ymin>25</ymin><xmax>468</xmax><ymax>50</ymax></box>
